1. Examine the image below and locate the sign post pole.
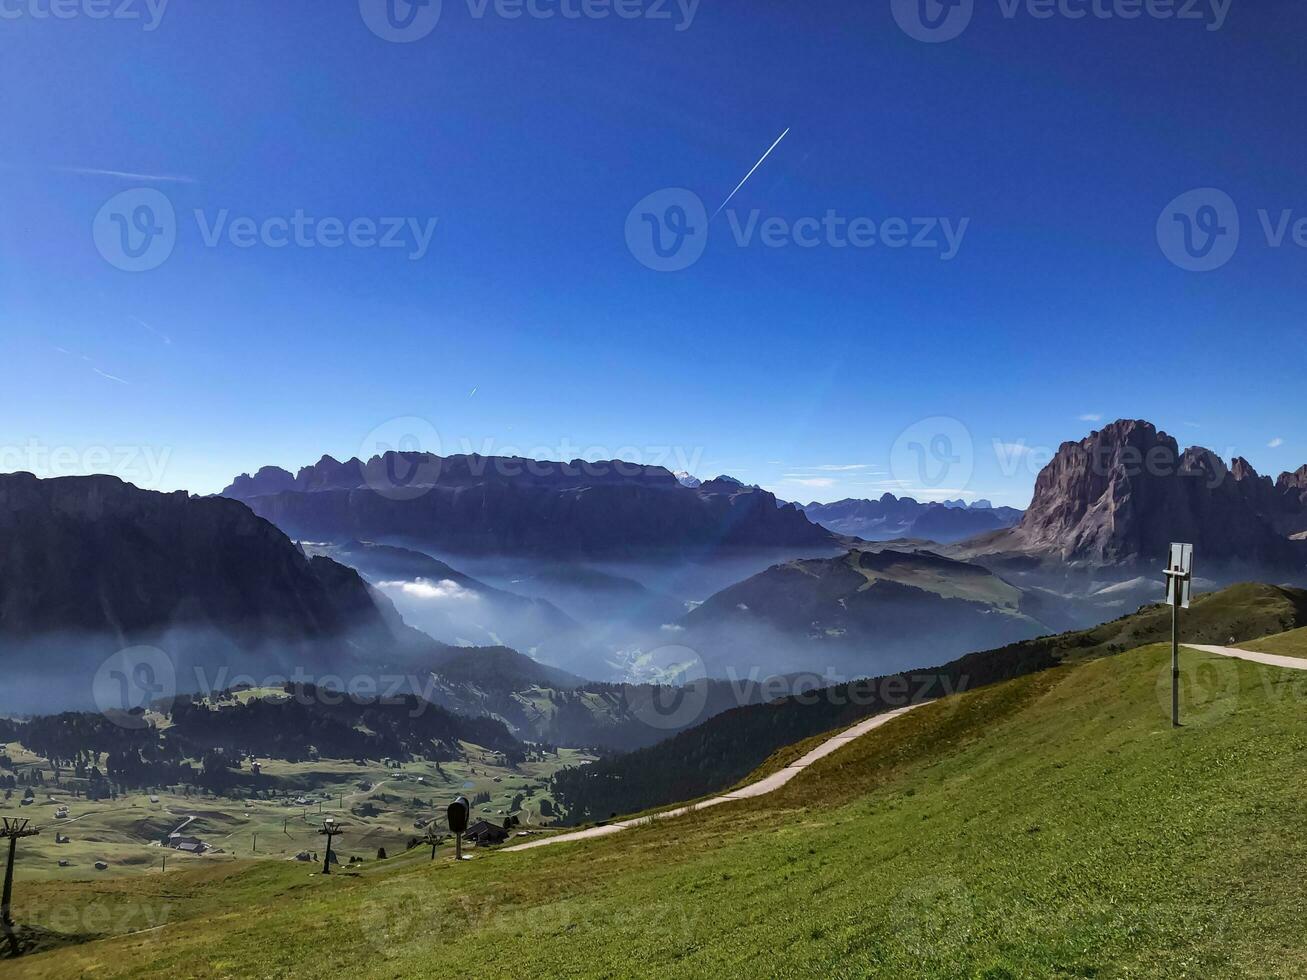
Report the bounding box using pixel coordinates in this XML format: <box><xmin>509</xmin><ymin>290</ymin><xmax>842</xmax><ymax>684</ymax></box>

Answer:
<box><xmin>1172</xmin><ymin>591</ymin><xmax>1180</xmax><ymax>727</ymax></box>
<box><xmin>1164</xmin><ymin>543</ymin><xmax>1194</xmax><ymax>728</ymax></box>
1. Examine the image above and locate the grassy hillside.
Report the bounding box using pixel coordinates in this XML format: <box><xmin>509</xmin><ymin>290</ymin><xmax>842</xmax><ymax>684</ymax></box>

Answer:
<box><xmin>1243</xmin><ymin>625</ymin><xmax>1307</xmax><ymax>658</ymax></box>
<box><xmin>9</xmin><ymin>637</ymin><xmax>1307</xmax><ymax>977</ymax></box>
<box><xmin>552</xmin><ymin>582</ymin><xmax>1307</xmax><ymax>822</ymax></box>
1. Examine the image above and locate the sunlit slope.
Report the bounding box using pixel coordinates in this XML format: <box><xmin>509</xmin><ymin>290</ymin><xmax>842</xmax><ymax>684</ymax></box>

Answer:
<box><xmin>12</xmin><ymin>642</ymin><xmax>1307</xmax><ymax>978</ymax></box>
<box><xmin>1243</xmin><ymin>624</ymin><xmax>1307</xmax><ymax>658</ymax></box>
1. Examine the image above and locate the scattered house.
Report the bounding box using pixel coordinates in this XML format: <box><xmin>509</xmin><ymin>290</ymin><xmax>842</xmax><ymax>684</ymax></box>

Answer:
<box><xmin>167</xmin><ymin>834</ymin><xmax>209</xmax><ymax>854</ymax></box>
<box><xmin>94</xmin><ymin>861</ymin><xmax>108</xmax><ymax>871</ymax></box>
<box><xmin>293</xmin><ymin>852</ymin><xmax>312</xmax><ymax>862</ymax></box>
<box><xmin>464</xmin><ymin>820</ymin><xmax>509</xmax><ymax>846</ymax></box>
<box><xmin>55</xmin><ymin>806</ymin><xmax>69</xmax><ymax>818</ymax></box>
<box><xmin>55</xmin><ymin>833</ymin><xmax>70</xmax><ymax>844</ymax></box>
<box><xmin>250</xmin><ymin>762</ymin><xmax>262</xmax><ymax>776</ymax></box>
<box><xmin>58</xmin><ymin>859</ymin><xmax>71</xmax><ymax>867</ymax></box>
<box><xmin>149</xmin><ymin>795</ymin><xmax>160</xmax><ymax>804</ymax></box>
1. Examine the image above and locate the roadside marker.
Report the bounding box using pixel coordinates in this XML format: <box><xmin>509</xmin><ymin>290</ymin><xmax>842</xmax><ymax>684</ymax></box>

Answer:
<box><xmin>1164</xmin><ymin>542</ymin><xmax>1194</xmax><ymax>727</ymax></box>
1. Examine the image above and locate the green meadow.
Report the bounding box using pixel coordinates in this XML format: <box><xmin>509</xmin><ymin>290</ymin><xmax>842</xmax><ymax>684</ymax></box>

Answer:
<box><xmin>7</xmin><ymin>635</ymin><xmax>1307</xmax><ymax>978</ymax></box>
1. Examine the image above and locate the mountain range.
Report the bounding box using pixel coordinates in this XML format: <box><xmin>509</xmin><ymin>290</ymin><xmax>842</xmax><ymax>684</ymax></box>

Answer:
<box><xmin>679</xmin><ymin>546</ymin><xmax>1071</xmax><ymax>678</ymax></box>
<box><xmin>800</xmin><ymin>495</ymin><xmax>1023</xmax><ymax>543</ymax></box>
<box><xmin>956</xmin><ymin>420</ymin><xmax>1307</xmax><ymax>577</ymax></box>
<box><xmin>222</xmin><ymin>453</ymin><xmax>837</xmax><ymax>560</ymax></box>
<box><xmin>0</xmin><ymin>473</ymin><xmax>472</xmax><ymax>714</ymax></box>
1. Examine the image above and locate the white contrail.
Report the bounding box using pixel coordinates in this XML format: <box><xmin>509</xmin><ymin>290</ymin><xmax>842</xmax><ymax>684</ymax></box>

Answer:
<box><xmin>711</xmin><ymin>127</ymin><xmax>790</xmax><ymax>220</ymax></box>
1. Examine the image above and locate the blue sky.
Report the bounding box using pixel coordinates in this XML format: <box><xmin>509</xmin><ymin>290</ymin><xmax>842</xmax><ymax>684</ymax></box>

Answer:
<box><xmin>2</xmin><ymin>0</ymin><xmax>1305</xmax><ymax>506</ymax></box>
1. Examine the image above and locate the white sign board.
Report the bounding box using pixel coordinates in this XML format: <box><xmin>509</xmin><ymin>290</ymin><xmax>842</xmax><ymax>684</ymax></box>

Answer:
<box><xmin>1165</xmin><ymin>542</ymin><xmax>1193</xmax><ymax>608</ymax></box>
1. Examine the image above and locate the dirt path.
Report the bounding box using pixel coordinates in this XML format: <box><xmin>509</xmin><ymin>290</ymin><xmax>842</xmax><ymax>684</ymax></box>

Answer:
<box><xmin>1186</xmin><ymin>643</ymin><xmax>1307</xmax><ymax>672</ymax></box>
<box><xmin>505</xmin><ymin>702</ymin><xmax>925</xmax><ymax>853</ymax></box>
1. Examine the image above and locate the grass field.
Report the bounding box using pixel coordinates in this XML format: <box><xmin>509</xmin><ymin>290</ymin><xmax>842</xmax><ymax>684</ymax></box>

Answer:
<box><xmin>7</xmin><ymin>633</ymin><xmax>1307</xmax><ymax>977</ymax></box>
<box><xmin>1243</xmin><ymin>625</ymin><xmax>1307</xmax><ymax>658</ymax></box>
<box><xmin>0</xmin><ymin>741</ymin><xmax>590</xmax><ymax>885</ymax></box>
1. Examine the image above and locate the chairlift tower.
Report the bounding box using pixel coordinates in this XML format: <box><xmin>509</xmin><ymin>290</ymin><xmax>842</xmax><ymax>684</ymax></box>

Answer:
<box><xmin>2</xmin><ymin>818</ymin><xmax>41</xmax><ymax>954</ymax></box>
<box><xmin>317</xmin><ymin>818</ymin><xmax>347</xmax><ymax>875</ymax></box>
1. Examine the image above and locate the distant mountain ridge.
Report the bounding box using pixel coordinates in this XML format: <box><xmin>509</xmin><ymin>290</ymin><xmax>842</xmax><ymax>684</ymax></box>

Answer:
<box><xmin>801</xmin><ymin>495</ymin><xmax>1023</xmax><ymax>543</ymax></box>
<box><xmin>0</xmin><ymin>472</ymin><xmax>440</xmax><ymax>713</ymax></box>
<box><xmin>960</xmin><ymin>420</ymin><xmax>1307</xmax><ymax>573</ymax></box>
<box><xmin>679</xmin><ymin>546</ymin><xmax>1068</xmax><ymax>678</ymax></box>
<box><xmin>223</xmin><ymin>452</ymin><xmax>836</xmax><ymax>559</ymax></box>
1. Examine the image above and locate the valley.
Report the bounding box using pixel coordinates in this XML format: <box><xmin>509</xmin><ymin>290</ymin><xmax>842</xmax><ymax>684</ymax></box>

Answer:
<box><xmin>9</xmin><ymin>625</ymin><xmax>1307</xmax><ymax>977</ymax></box>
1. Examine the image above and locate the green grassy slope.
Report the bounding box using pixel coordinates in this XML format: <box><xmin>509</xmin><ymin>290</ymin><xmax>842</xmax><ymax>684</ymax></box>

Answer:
<box><xmin>1243</xmin><ymin>625</ymin><xmax>1307</xmax><ymax>658</ymax></box>
<box><xmin>10</xmin><ymin>638</ymin><xmax>1307</xmax><ymax>978</ymax></box>
<box><xmin>550</xmin><ymin>582</ymin><xmax>1307</xmax><ymax>823</ymax></box>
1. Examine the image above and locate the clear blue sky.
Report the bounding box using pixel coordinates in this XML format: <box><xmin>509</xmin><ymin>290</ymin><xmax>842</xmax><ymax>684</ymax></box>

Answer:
<box><xmin>2</xmin><ymin>1</ymin><xmax>1305</xmax><ymax>506</ymax></box>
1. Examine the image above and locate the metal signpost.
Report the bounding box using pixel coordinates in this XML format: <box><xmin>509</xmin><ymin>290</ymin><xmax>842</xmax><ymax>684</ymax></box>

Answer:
<box><xmin>1164</xmin><ymin>542</ymin><xmax>1194</xmax><ymax>728</ymax></box>
<box><xmin>2</xmin><ymin>818</ymin><xmax>40</xmax><ymax>956</ymax></box>
<box><xmin>447</xmin><ymin>796</ymin><xmax>470</xmax><ymax>861</ymax></box>
<box><xmin>318</xmin><ymin>817</ymin><xmax>346</xmax><ymax>875</ymax></box>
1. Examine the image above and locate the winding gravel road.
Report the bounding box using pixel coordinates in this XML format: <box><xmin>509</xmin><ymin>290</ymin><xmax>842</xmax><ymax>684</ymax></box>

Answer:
<box><xmin>505</xmin><ymin>702</ymin><xmax>925</xmax><ymax>853</ymax></box>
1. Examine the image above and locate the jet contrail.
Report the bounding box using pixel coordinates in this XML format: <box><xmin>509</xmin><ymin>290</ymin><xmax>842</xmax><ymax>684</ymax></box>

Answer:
<box><xmin>711</xmin><ymin>127</ymin><xmax>790</xmax><ymax>220</ymax></box>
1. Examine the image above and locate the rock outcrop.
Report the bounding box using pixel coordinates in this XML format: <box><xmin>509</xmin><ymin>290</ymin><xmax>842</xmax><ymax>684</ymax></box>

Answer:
<box><xmin>972</xmin><ymin>420</ymin><xmax>1305</xmax><ymax>570</ymax></box>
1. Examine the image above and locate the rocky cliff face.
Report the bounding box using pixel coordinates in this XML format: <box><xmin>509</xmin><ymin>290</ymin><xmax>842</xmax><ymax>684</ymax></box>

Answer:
<box><xmin>222</xmin><ymin>453</ymin><xmax>835</xmax><ymax>559</ymax></box>
<box><xmin>0</xmin><ymin>473</ymin><xmax>434</xmax><ymax>688</ymax></box>
<box><xmin>985</xmin><ymin>420</ymin><xmax>1305</xmax><ymax>569</ymax></box>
